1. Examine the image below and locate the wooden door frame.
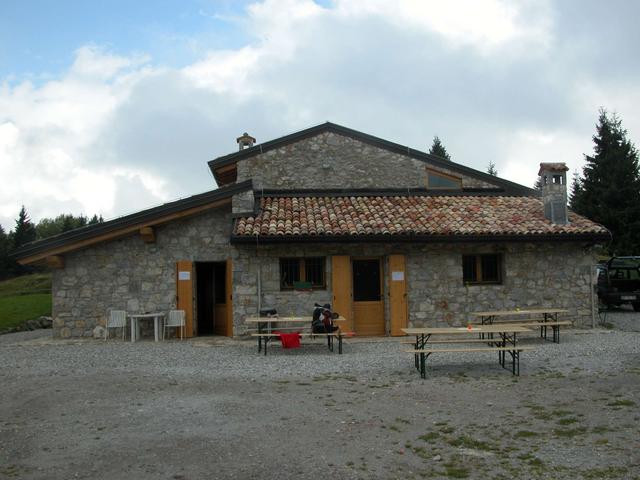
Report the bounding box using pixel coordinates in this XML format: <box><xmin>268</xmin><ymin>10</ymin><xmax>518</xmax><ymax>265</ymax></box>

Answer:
<box><xmin>225</xmin><ymin>258</ymin><xmax>233</xmax><ymax>337</ymax></box>
<box><xmin>388</xmin><ymin>254</ymin><xmax>408</xmax><ymax>336</ymax></box>
<box><xmin>176</xmin><ymin>260</ymin><xmax>195</xmax><ymax>338</ymax></box>
<box><xmin>352</xmin><ymin>257</ymin><xmax>385</xmax><ymax>336</ymax></box>
<box><xmin>331</xmin><ymin>256</ymin><xmax>353</xmax><ymax>332</ymax></box>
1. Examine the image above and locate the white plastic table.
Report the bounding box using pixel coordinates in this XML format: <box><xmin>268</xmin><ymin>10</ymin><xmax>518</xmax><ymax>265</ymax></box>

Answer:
<box><xmin>128</xmin><ymin>312</ymin><xmax>165</xmax><ymax>342</ymax></box>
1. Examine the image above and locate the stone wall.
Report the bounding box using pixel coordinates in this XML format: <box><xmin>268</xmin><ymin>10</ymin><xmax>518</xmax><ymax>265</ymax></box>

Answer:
<box><xmin>52</xmin><ymin>207</ymin><xmax>235</xmax><ymax>338</ymax></box>
<box><xmin>231</xmin><ymin>242</ymin><xmax>598</xmax><ymax>334</ymax></box>
<box><xmin>235</xmin><ymin>132</ymin><xmax>498</xmax><ymax>190</ymax></box>
<box><xmin>405</xmin><ymin>243</ymin><xmax>596</xmax><ymax>327</ymax></box>
<box><xmin>51</xmin><ymin>201</ymin><xmax>597</xmax><ymax>337</ymax></box>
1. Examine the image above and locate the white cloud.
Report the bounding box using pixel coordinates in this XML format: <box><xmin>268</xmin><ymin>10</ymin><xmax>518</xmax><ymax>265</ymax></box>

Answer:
<box><xmin>182</xmin><ymin>46</ymin><xmax>261</xmax><ymax>94</ymax></box>
<box><xmin>500</xmin><ymin>128</ymin><xmax>591</xmax><ymax>188</ymax></box>
<box><xmin>333</xmin><ymin>0</ymin><xmax>552</xmax><ymax>52</ymax></box>
<box><xmin>71</xmin><ymin>45</ymin><xmax>150</xmax><ymax>80</ymax></box>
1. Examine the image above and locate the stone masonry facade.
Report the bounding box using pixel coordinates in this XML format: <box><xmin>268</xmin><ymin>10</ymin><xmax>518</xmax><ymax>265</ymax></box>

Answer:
<box><xmin>52</xmin><ymin>216</ymin><xmax>597</xmax><ymax>337</ymax></box>
<box><xmin>231</xmin><ymin>242</ymin><xmax>597</xmax><ymax>335</ymax></box>
<box><xmin>51</xmin><ymin>207</ymin><xmax>235</xmax><ymax>338</ymax></box>
<box><xmin>235</xmin><ymin>132</ymin><xmax>498</xmax><ymax>190</ymax></box>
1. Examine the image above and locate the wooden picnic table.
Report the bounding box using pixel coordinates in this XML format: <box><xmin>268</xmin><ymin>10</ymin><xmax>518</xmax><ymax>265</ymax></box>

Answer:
<box><xmin>245</xmin><ymin>315</ymin><xmax>348</xmax><ymax>355</ymax></box>
<box><xmin>245</xmin><ymin>315</ymin><xmax>347</xmax><ymax>331</ymax></box>
<box><xmin>471</xmin><ymin>308</ymin><xmax>570</xmax><ymax>343</ymax></box>
<box><xmin>402</xmin><ymin>325</ymin><xmax>533</xmax><ymax>377</ymax></box>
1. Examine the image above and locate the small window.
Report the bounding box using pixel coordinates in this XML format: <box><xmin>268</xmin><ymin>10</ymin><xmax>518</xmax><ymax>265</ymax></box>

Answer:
<box><xmin>280</xmin><ymin>257</ymin><xmax>326</xmax><ymax>290</ymax></box>
<box><xmin>426</xmin><ymin>168</ymin><xmax>462</xmax><ymax>189</ymax></box>
<box><xmin>462</xmin><ymin>254</ymin><xmax>502</xmax><ymax>284</ymax></box>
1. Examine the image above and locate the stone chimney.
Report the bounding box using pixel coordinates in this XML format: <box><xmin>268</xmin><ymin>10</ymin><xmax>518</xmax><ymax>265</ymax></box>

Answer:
<box><xmin>538</xmin><ymin>162</ymin><xmax>569</xmax><ymax>224</ymax></box>
<box><xmin>236</xmin><ymin>132</ymin><xmax>256</xmax><ymax>151</ymax></box>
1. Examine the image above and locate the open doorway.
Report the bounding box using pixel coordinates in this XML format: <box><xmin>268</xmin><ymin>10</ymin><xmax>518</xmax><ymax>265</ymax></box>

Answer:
<box><xmin>195</xmin><ymin>261</ymin><xmax>227</xmax><ymax>336</ymax></box>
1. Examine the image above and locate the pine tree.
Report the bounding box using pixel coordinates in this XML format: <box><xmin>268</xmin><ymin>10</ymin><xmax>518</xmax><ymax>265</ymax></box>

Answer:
<box><xmin>572</xmin><ymin>109</ymin><xmax>640</xmax><ymax>255</ymax></box>
<box><xmin>487</xmin><ymin>161</ymin><xmax>498</xmax><ymax>176</ymax></box>
<box><xmin>568</xmin><ymin>170</ymin><xmax>583</xmax><ymax>211</ymax></box>
<box><xmin>12</xmin><ymin>206</ymin><xmax>36</xmax><ymax>250</ymax></box>
<box><xmin>429</xmin><ymin>136</ymin><xmax>451</xmax><ymax>161</ymax></box>
<box><xmin>533</xmin><ymin>176</ymin><xmax>543</xmax><ymax>192</ymax></box>
<box><xmin>0</xmin><ymin>225</ymin><xmax>9</xmax><ymax>279</ymax></box>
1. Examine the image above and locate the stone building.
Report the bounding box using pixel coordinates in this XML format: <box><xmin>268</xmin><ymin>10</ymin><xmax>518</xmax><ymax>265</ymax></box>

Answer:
<box><xmin>14</xmin><ymin>122</ymin><xmax>609</xmax><ymax>338</ymax></box>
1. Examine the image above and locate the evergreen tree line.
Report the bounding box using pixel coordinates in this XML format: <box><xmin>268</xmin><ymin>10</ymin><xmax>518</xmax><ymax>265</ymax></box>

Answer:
<box><xmin>0</xmin><ymin>207</ymin><xmax>103</xmax><ymax>279</ymax></box>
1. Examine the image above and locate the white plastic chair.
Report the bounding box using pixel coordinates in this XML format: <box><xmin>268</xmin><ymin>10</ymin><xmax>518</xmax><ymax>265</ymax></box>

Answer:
<box><xmin>105</xmin><ymin>310</ymin><xmax>127</xmax><ymax>341</ymax></box>
<box><xmin>164</xmin><ymin>310</ymin><xmax>186</xmax><ymax>340</ymax></box>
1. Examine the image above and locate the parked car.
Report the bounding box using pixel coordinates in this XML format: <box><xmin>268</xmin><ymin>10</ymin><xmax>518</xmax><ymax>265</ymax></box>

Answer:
<box><xmin>597</xmin><ymin>257</ymin><xmax>640</xmax><ymax>311</ymax></box>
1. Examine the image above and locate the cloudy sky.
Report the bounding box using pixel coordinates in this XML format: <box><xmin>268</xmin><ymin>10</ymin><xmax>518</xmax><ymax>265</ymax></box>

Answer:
<box><xmin>1</xmin><ymin>0</ymin><xmax>639</xmax><ymax>231</ymax></box>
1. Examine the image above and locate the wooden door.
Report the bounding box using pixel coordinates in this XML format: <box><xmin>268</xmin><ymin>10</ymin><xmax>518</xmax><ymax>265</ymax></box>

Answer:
<box><xmin>176</xmin><ymin>260</ymin><xmax>194</xmax><ymax>338</ymax></box>
<box><xmin>332</xmin><ymin>256</ymin><xmax>353</xmax><ymax>331</ymax></box>
<box><xmin>225</xmin><ymin>258</ymin><xmax>233</xmax><ymax>336</ymax></box>
<box><xmin>352</xmin><ymin>258</ymin><xmax>385</xmax><ymax>336</ymax></box>
<box><xmin>389</xmin><ymin>254</ymin><xmax>408</xmax><ymax>336</ymax></box>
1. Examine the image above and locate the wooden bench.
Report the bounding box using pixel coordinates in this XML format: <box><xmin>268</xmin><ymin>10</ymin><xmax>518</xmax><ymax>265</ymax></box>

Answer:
<box><xmin>485</xmin><ymin>320</ymin><xmax>572</xmax><ymax>343</ymax></box>
<box><xmin>406</xmin><ymin>346</ymin><xmax>535</xmax><ymax>378</ymax></box>
<box><xmin>401</xmin><ymin>338</ymin><xmax>508</xmax><ymax>345</ymax></box>
<box><xmin>251</xmin><ymin>331</ymin><xmax>351</xmax><ymax>355</ymax></box>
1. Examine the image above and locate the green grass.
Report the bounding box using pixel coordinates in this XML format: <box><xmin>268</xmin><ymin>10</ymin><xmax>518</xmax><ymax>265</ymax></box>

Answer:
<box><xmin>419</xmin><ymin>432</ymin><xmax>440</xmax><ymax>442</ymax></box>
<box><xmin>0</xmin><ymin>294</ymin><xmax>52</xmax><ymax>331</ymax></box>
<box><xmin>553</xmin><ymin>427</ymin><xmax>588</xmax><ymax>438</ymax></box>
<box><xmin>581</xmin><ymin>466</ymin><xmax>628</xmax><ymax>479</ymax></box>
<box><xmin>0</xmin><ymin>273</ymin><xmax>51</xmax><ymax>297</ymax></box>
<box><xmin>0</xmin><ymin>273</ymin><xmax>52</xmax><ymax>331</ymax></box>
<box><xmin>606</xmin><ymin>399</ymin><xmax>636</xmax><ymax>407</ymax></box>
<box><xmin>446</xmin><ymin>435</ymin><xmax>494</xmax><ymax>451</ymax></box>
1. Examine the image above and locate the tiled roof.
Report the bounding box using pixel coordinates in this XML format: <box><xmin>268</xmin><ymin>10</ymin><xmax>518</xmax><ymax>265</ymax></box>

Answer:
<box><xmin>233</xmin><ymin>195</ymin><xmax>609</xmax><ymax>240</ymax></box>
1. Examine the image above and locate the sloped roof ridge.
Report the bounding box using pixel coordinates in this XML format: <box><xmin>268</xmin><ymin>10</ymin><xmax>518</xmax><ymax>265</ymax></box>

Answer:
<box><xmin>209</xmin><ymin>122</ymin><xmax>535</xmax><ymax>195</ymax></box>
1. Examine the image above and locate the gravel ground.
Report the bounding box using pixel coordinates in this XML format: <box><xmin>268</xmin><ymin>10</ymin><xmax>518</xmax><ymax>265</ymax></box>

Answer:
<box><xmin>1</xmin><ymin>313</ymin><xmax>639</xmax><ymax>480</ymax></box>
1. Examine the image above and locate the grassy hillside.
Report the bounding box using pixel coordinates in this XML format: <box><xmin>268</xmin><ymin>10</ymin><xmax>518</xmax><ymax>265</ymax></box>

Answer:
<box><xmin>0</xmin><ymin>273</ymin><xmax>52</xmax><ymax>332</ymax></box>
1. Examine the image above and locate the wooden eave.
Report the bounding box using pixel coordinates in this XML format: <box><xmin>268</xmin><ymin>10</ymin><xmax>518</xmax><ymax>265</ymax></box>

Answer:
<box><xmin>214</xmin><ymin>163</ymin><xmax>238</xmax><ymax>185</ymax></box>
<box><xmin>13</xmin><ymin>180</ymin><xmax>253</xmax><ymax>265</ymax></box>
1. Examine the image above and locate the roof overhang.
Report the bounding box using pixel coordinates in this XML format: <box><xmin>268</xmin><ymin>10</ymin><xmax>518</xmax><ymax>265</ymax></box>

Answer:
<box><xmin>13</xmin><ymin>180</ymin><xmax>253</xmax><ymax>265</ymax></box>
<box><xmin>231</xmin><ymin>232</ymin><xmax>610</xmax><ymax>244</ymax></box>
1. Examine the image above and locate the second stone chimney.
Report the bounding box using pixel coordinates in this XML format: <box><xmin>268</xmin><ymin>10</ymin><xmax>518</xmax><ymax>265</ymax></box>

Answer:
<box><xmin>236</xmin><ymin>132</ymin><xmax>256</xmax><ymax>151</ymax></box>
<box><xmin>538</xmin><ymin>162</ymin><xmax>569</xmax><ymax>224</ymax></box>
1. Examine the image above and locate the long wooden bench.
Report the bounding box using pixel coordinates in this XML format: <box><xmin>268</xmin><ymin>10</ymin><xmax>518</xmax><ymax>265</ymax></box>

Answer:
<box><xmin>401</xmin><ymin>338</ymin><xmax>508</xmax><ymax>345</ymax></box>
<box><xmin>251</xmin><ymin>331</ymin><xmax>351</xmax><ymax>355</ymax></box>
<box><xmin>484</xmin><ymin>320</ymin><xmax>572</xmax><ymax>343</ymax></box>
<box><xmin>406</xmin><ymin>346</ymin><xmax>535</xmax><ymax>378</ymax></box>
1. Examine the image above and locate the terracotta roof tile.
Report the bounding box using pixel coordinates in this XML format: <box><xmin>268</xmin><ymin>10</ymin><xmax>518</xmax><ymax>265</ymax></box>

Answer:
<box><xmin>233</xmin><ymin>195</ymin><xmax>609</xmax><ymax>239</ymax></box>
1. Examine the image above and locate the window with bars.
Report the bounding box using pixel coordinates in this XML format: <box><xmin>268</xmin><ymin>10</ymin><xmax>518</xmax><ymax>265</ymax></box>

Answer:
<box><xmin>462</xmin><ymin>254</ymin><xmax>502</xmax><ymax>284</ymax></box>
<box><xmin>280</xmin><ymin>257</ymin><xmax>326</xmax><ymax>290</ymax></box>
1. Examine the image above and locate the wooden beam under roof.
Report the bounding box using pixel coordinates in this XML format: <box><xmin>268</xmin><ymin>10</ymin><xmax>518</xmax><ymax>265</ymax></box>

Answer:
<box><xmin>139</xmin><ymin>226</ymin><xmax>156</xmax><ymax>243</ymax></box>
<box><xmin>46</xmin><ymin>255</ymin><xmax>64</xmax><ymax>269</ymax></box>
